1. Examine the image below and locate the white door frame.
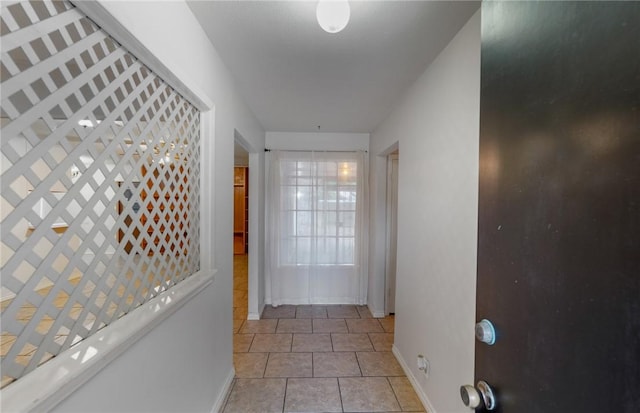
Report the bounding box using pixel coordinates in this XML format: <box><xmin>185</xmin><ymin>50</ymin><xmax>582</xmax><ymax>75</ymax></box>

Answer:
<box><xmin>385</xmin><ymin>152</ymin><xmax>399</xmax><ymax>315</ymax></box>
<box><xmin>233</xmin><ymin>132</ymin><xmax>260</xmax><ymax>320</ymax></box>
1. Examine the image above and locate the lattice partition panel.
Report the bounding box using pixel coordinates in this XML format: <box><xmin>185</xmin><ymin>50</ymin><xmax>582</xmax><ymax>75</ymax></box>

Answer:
<box><xmin>0</xmin><ymin>0</ymin><xmax>201</xmax><ymax>388</ymax></box>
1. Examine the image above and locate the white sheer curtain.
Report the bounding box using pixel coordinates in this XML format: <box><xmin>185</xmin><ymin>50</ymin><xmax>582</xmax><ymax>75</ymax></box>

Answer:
<box><xmin>266</xmin><ymin>150</ymin><xmax>367</xmax><ymax>305</ymax></box>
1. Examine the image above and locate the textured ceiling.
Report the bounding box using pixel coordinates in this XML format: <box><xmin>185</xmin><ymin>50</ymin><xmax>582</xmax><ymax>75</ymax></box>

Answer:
<box><xmin>187</xmin><ymin>1</ymin><xmax>479</xmax><ymax>133</ymax></box>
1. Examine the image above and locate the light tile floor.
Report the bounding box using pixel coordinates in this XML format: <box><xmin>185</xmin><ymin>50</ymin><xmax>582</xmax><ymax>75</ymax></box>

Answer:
<box><xmin>228</xmin><ymin>253</ymin><xmax>425</xmax><ymax>413</ymax></box>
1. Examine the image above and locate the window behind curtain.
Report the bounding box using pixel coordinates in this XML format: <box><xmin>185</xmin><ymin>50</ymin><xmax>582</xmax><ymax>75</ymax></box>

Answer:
<box><xmin>279</xmin><ymin>156</ymin><xmax>358</xmax><ymax>266</ymax></box>
<box><xmin>267</xmin><ymin>150</ymin><xmax>367</xmax><ymax>305</ymax></box>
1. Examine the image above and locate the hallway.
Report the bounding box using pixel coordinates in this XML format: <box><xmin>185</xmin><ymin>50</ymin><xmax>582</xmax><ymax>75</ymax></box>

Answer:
<box><xmin>228</xmin><ymin>254</ymin><xmax>423</xmax><ymax>412</ymax></box>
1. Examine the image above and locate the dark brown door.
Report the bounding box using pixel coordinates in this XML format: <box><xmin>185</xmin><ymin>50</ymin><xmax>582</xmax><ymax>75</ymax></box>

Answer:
<box><xmin>476</xmin><ymin>2</ymin><xmax>640</xmax><ymax>412</ymax></box>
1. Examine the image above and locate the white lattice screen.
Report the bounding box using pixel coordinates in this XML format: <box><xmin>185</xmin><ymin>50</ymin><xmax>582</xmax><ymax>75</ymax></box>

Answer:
<box><xmin>0</xmin><ymin>0</ymin><xmax>201</xmax><ymax>388</ymax></box>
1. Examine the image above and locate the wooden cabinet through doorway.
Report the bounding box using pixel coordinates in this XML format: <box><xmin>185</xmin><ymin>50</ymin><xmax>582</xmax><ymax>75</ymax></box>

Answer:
<box><xmin>234</xmin><ymin>167</ymin><xmax>248</xmax><ymax>254</ymax></box>
<box><xmin>117</xmin><ymin>162</ymin><xmax>189</xmax><ymax>256</ymax></box>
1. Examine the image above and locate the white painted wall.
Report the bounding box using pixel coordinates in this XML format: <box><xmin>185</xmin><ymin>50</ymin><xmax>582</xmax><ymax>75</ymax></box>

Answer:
<box><xmin>369</xmin><ymin>11</ymin><xmax>480</xmax><ymax>413</ymax></box>
<box><xmin>51</xmin><ymin>284</ymin><xmax>226</xmax><ymax>413</ymax></box>
<box><xmin>266</xmin><ymin>132</ymin><xmax>369</xmax><ymax>152</ymax></box>
<box><xmin>51</xmin><ymin>1</ymin><xmax>265</xmax><ymax>412</ymax></box>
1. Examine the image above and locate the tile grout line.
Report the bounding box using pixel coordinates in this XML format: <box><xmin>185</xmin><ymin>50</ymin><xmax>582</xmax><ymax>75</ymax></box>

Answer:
<box><xmin>282</xmin><ymin>377</ymin><xmax>288</xmax><ymax>413</ymax></box>
<box><xmin>263</xmin><ymin>352</ymin><xmax>271</xmax><ymax>378</ymax></box>
<box><xmin>355</xmin><ymin>351</ymin><xmax>364</xmax><ymax>377</ymax></box>
<box><xmin>246</xmin><ymin>333</ymin><xmax>256</xmax><ymax>353</ymax></box>
<box><xmin>389</xmin><ymin>376</ymin><xmax>405</xmax><ymax>412</ymax></box>
<box><xmin>337</xmin><ymin>376</ymin><xmax>345</xmax><ymax>413</ymax></box>
<box><xmin>365</xmin><ymin>332</ymin><xmax>374</xmax><ymax>352</ymax></box>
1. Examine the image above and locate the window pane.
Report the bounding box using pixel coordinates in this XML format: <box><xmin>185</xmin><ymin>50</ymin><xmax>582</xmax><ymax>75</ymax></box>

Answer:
<box><xmin>317</xmin><ymin>237</ymin><xmax>337</xmax><ymax>264</ymax></box>
<box><xmin>281</xmin><ymin>210</ymin><xmax>296</xmax><ymax>236</ymax></box>
<box><xmin>297</xmin><ymin>186</ymin><xmax>312</xmax><ymax>210</ymax></box>
<box><xmin>296</xmin><ymin>237</ymin><xmax>311</xmax><ymax>264</ymax></box>
<box><xmin>321</xmin><ymin>161</ymin><xmax>337</xmax><ymax>176</ymax></box>
<box><xmin>282</xmin><ymin>185</ymin><xmax>297</xmax><ymax>210</ymax></box>
<box><xmin>338</xmin><ymin>211</ymin><xmax>355</xmax><ymax>236</ymax></box>
<box><xmin>281</xmin><ymin>174</ymin><xmax>297</xmax><ymax>186</ymax></box>
<box><xmin>296</xmin><ymin>211</ymin><xmax>312</xmax><ymax>236</ymax></box>
<box><xmin>338</xmin><ymin>161</ymin><xmax>357</xmax><ymax>181</ymax></box>
<box><xmin>281</xmin><ymin>160</ymin><xmax>298</xmax><ymax>177</ymax></box>
<box><xmin>319</xmin><ymin>186</ymin><xmax>337</xmax><ymax>210</ymax></box>
<box><xmin>277</xmin><ymin>155</ymin><xmax>358</xmax><ymax>267</ymax></box>
<box><xmin>281</xmin><ymin>236</ymin><xmax>296</xmax><ymax>265</ymax></box>
<box><xmin>338</xmin><ymin>188</ymin><xmax>357</xmax><ymax>208</ymax></box>
<box><xmin>338</xmin><ymin>238</ymin><xmax>355</xmax><ymax>265</ymax></box>
<box><xmin>296</xmin><ymin>161</ymin><xmax>312</xmax><ymax>176</ymax></box>
<box><xmin>316</xmin><ymin>211</ymin><xmax>337</xmax><ymax>236</ymax></box>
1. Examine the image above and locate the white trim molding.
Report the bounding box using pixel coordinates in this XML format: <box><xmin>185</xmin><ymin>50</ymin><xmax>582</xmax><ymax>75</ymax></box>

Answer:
<box><xmin>211</xmin><ymin>367</ymin><xmax>235</xmax><ymax>413</ymax></box>
<box><xmin>370</xmin><ymin>306</ymin><xmax>386</xmax><ymax>318</ymax></box>
<box><xmin>1</xmin><ymin>270</ymin><xmax>215</xmax><ymax>413</ymax></box>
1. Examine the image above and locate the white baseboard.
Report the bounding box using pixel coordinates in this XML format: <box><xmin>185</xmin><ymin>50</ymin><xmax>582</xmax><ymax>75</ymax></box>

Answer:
<box><xmin>392</xmin><ymin>344</ymin><xmax>437</xmax><ymax>413</ymax></box>
<box><xmin>371</xmin><ymin>310</ymin><xmax>386</xmax><ymax>318</ymax></box>
<box><xmin>248</xmin><ymin>302</ymin><xmax>264</xmax><ymax>320</ymax></box>
<box><xmin>367</xmin><ymin>303</ymin><xmax>386</xmax><ymax>318</ymax></box>
<box><xmin>210</xmin><ymin>367</ymin><xmax>235</xmax><ymax>413</ymax></box>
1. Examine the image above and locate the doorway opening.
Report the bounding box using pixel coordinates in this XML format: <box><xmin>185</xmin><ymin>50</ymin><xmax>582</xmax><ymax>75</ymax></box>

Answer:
<box><xmin>233</xmin><ymin>141</ymin><xmax>249</xmax><ymax>323</ymax></box>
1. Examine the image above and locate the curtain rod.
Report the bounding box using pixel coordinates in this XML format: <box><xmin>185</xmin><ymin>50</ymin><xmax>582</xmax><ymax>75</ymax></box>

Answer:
<box><xmin>264</xmin><ymin>148</ymin><xmax>367</xmax><ymax>153</ymax></box>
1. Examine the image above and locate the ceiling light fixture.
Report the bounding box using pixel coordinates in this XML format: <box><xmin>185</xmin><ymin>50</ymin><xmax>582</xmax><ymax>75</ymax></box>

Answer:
<box><xmin>316</xmin><ymin>0</ymin><xmax>350</xmax><ymax>34</ymax></box>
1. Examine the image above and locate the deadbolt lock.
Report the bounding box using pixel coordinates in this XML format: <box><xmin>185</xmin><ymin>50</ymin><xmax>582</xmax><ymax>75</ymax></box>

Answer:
<box><xmin>475</xmin><ymin>319</ymin><xmax>496</xmax><ymax>345</ymax></box>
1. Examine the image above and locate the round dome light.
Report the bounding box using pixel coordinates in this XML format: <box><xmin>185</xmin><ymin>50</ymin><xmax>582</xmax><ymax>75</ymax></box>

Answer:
<box><xmin>316</xmin><ymin>0</ymin><xmax>350</xmax><ymax>34</ymax></box>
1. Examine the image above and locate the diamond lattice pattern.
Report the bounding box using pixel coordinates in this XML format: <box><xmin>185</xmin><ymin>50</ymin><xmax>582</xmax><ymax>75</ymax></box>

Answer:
<box><xmin>0</xmin><ymin>0</ymin><xmax>201</xmax><ymax>388</ymax></box>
